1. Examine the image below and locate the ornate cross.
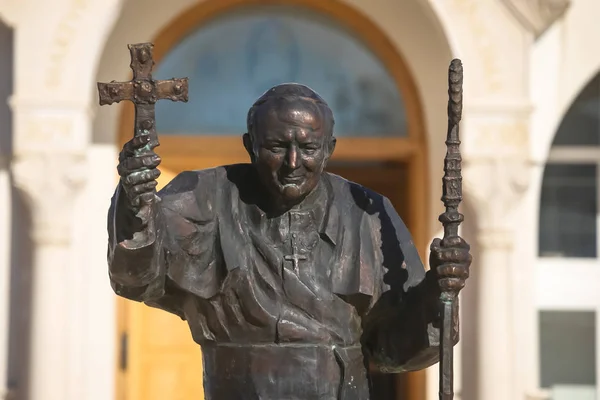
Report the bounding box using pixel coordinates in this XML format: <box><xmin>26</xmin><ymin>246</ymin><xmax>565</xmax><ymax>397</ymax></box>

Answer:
<box><xmin>284</xmin><ymin>234</ymin><xmax>307</xmax><ymax>274</ymax></box>
<box><xmin>97</xmin><ymin>43</ymin><xmax>189</xmax><ymax>150</ymax></box>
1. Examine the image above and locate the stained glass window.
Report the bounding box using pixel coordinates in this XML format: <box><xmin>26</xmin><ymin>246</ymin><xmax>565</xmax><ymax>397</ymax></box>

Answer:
<box><xmin>154</xmin><ymin>7</ymin><xmax>407</xmax><ymax>137</ymax></box>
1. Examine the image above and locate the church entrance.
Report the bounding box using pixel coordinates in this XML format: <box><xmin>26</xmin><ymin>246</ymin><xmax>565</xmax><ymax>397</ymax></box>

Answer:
<box><xmin>115</xmin><ymin>1</ymin><xmax>428</xmax><ymax>399</ymax></box>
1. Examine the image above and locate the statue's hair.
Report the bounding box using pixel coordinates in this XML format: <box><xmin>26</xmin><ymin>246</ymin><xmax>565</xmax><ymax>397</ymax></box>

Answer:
<box><xmin>246</xmin><ymin>83</ymin><xmax>335</xmax><ymax>141</ymax></box>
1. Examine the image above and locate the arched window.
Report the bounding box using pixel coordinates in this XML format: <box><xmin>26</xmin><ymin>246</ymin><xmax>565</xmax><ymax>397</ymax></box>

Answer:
<box><xmin>153</xmin><ymin>6</ymin><xmax>407</xmax><ymax>137</ymax></box>
<box><xmin>539</xmin><ymin>72</ymin><xmax>600</xmax><ymax>258</ymax></box>
<box><xmin>536</xmin><ymin>72</ymin><xmax>600</xmax><ymax>399</ymax></box>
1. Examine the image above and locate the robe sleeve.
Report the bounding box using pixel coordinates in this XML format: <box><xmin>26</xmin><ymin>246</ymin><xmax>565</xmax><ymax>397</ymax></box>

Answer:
<box><xmin>107</xmin><ymin>169</ymin><xmax>219</xmax><ymax>318</ymax></box>
<box><xmin>361</xmin><ymin>197</ymin><xmax>458</xmax><ymax>373</ymax></box>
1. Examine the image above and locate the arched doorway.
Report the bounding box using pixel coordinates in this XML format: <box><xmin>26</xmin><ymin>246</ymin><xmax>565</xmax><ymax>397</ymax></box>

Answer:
<box><xmin>116</xmin><ymin>1</ymin><xmax>428</xmax><ymax>399</ymax></box>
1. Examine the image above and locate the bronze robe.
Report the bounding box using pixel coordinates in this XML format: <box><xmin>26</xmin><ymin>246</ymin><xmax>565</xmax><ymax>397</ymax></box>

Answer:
<box><xmin>108</xmin><ymin>164</ymin><xmax>444</xmax><ymax>400</ymax></box>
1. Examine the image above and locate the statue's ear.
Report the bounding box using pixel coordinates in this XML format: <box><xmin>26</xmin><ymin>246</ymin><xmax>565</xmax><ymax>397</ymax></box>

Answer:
<box><xmin>325</xmin><ymin>137</ymin><xmax>337</xmax><ymax>160</ymax></box>
<box><xmin>243</xmin><ymin>133</ymin><xmax>256</xmax><ymax>162</ymax></box>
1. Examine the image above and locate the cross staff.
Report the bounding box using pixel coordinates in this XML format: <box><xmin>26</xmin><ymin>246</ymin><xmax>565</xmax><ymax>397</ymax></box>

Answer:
<box><xmin>97</xmin><ymin>43</ymin><xmax>189</xmax><ymax>152</ymax></box>
<box><xmin>438</xmin><ymin>59</ymin><xmax>464</xmax><ymax>400</ymax></box>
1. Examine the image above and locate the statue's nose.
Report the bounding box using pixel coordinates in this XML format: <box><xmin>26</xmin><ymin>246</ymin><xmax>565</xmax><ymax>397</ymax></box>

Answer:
<box><xmin>286</xmin><ymin>146</ymin><xmax>300</xmax><ymax>169</ymax></box>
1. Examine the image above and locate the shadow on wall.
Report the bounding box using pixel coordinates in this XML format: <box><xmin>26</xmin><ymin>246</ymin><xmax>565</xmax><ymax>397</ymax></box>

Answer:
<box><xmin>0</xmin><ymin>17</ymin><xmax>31</xmax><ymax>400</ymax></box>
<box><xmin>458</xmin><ymin>197</ymin><xmax>480</xmax><ymax>400</ymax></box>
<box><xmin>6</xmin><ymin>185</ymin><xmax>33</xmax><ymax>400</ymax></box>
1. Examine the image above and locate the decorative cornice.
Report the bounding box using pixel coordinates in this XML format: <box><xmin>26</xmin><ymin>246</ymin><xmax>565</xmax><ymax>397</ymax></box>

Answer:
<box><xmin>9</xmin><ymin>96</ymin><xmax>94</xmax><ymax>115</ymax></box>
<box><xmin>45</xmin><ymin>0</ymin><xmax>92</xmax><ymax>89</ymax></box>
<box><xmin>500</xmin><ymin>0</ymin><xmax>571</xmax><ymax>38</ymax></box>
<box><xmin>464</xmin><ymin>98</ymin><xmax>534</xmax><ymax>116</ymax></box>
<box><xmin>0</xmin><ymin>0</ymin><xmax>19</xmax><ymax>27</ymax></box>
<box><xmin>476</xmin><ymin>229</ymin><xmax>515</xmax><ymax>250</ymax></box>
<box><xmin>463</xmin><ymin>156</ymin><xmax>533</xmax><ymax>234</ymax></box>
<box><xmin>12</xmin><ymin>153</ymin><xmax>87</xmax><ymax>245</ymax></box>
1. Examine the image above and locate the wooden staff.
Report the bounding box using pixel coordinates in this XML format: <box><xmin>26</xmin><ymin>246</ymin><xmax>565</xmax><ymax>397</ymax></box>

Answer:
<box><xmin>438</xmin><ymin>59</ymin><xmax>464</xmax><ymax>400</ymax></box>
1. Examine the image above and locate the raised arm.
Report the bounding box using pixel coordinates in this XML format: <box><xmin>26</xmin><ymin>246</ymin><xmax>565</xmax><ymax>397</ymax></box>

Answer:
<box><xmin>107</xmin><ymin>131</ymin><xmax>217</xmax><ymax>307</ymax></box>
<box><xmin>108</xmin><ymin>131</ymin><xmax>163</xmax><ymax>296</ymax></box>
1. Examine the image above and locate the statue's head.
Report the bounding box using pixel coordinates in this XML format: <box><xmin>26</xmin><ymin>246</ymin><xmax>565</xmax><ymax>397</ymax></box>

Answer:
<box><xmin>244</xmin><ymin>83</ymin><xmax>336</xmax><ymax>207</ymax></box>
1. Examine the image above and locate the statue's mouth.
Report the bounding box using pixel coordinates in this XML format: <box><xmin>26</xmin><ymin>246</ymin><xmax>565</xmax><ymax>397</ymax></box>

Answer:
<box><xmin>280</xmin><ymin>174</ymin><xmax>305</xmax><ymax>185</ymax></box>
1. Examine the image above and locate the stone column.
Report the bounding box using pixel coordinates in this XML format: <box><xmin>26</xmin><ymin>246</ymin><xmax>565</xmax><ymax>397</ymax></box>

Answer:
<box><xmin>11</xmin><ymin>99</ymin><xmax>90</xmax><ymax>400</ymax></box>
<box><xmin>2</xmin><ymin>0</ymin><xmax>126</xmax><ymax>398</ymax></box>
<box><xmin>461</xmin><ymin>105</ymin><xmax>533</xmax><ymax>400</ymax></box>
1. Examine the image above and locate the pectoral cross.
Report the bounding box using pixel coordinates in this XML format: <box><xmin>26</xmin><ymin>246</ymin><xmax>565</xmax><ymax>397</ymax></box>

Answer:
<box><xmin>284</xmin><ymin>233</ymin><xmax>307</xmax><ymax>274</ymax></box>
<box><xmin>97</xmin><ymin>43</ymin><xmax>189</xmax><ymax>151</ymax></box>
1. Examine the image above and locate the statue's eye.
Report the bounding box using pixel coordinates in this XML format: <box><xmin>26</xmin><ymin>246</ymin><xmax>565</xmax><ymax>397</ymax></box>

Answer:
<box><xmin>302</xmin><ymin>146</ymin><xmax>318</xmax><ymax>155</ymax></box>
<box><xmin>268</xmin><ymin>146</ymin><xmax>285</xmax><ymax>154</ymax></box>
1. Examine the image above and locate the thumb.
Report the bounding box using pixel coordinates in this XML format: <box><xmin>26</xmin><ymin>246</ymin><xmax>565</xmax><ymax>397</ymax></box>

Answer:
<box><xmin>430</xmin><ymin>238</ymin><xmax>442</xmax><ymax>251</ymax></box>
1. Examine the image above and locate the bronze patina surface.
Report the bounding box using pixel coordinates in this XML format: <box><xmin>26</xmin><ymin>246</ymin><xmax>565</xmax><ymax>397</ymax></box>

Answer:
<box><xmin>99</xmin><ymin>43</ymin><xmax>471</xmax><ymax>400</ymax></box>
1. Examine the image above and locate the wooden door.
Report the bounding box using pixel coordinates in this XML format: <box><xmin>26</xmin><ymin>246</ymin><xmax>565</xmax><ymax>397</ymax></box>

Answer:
<box><xmin>326</xmin><ymin>161</ymin><xmax>408</xmax><ymax>218</ymax></box>
<box><xmin>118</xmin><ymin>156</ymin><xmax>233</xmax><ymax>400</ymax></box>
<box><xmin>118</xmin><ymin>167</ymin><xmax>205</xmax><ymax>400</ymax></box>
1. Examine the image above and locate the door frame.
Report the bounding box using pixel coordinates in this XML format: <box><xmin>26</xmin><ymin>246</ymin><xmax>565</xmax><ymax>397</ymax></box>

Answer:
<box><xmin>116</xmin><ymin>0</ymin><xmax>429</xmax><ymax>398</ymax></box>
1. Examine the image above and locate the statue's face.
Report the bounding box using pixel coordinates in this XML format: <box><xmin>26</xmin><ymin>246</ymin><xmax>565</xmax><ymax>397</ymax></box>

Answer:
<box><xmin>246</xmin><ymin>100</ymin><xmax>334</xmax><ymax>206</ymax></box>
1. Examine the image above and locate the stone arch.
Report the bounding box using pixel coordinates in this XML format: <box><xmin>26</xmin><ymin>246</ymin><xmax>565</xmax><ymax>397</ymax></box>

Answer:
<box><xmin>93</xmin><ymin>1</ymin><xmax>456</xmax><ymax>399</ymax></box>
<box><xmin>530</xmin><ymin>0</ymin><xmax>600</xmax><ymax>167</ymax></box>
<box><xmin>87</xmin><ymin>0</ymin><xmax>537</xmax><ymax>398</ymax></box>
<box><xmin>92</xmin><ymin>0</ymin><xmax>455</xmax><ymax>238</ymax></box>
<box><xmin>426</xmin><ymin>0</ymin><xmax>532</xmax><ymax>100</ymax></box>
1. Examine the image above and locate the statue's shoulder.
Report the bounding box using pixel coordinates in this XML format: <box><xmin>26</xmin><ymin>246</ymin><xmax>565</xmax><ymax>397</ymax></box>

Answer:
<box><xmin>165</xmin><ymin>164</ymin><xmax>252</xmax><ymax>190</ymax></box>
<box><xmin>189</xmin><ymin>163</ymin><xmax>253</xmax><ymax>178</ymax></box>
<box><xmin>158</xmin><ymin>164</ymin><xmax>253</xmax><ymax>218</ymax></box>
<box><xmin>324</xmin><ymin>172</ymin><xmax>387</xmax><ymax>215</ymax></box>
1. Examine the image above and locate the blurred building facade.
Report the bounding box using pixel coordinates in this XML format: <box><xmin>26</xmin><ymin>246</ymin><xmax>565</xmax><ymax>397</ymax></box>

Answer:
<box><xmin>0</xmin><ymin>0</ymin><xmax>598</xmax><ymax>399</ymax></box>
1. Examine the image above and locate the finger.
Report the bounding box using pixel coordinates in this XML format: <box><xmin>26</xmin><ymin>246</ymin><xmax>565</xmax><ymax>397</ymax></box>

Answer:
<box><xmin>116</xmin><ymin>162</ymin><xmax>132</xmax><ymax>178</ymax></box>
<box><xmin>139</xmin><ymin>192</ymin><xmax>156</xmax><ymax>206</ymax></box>
<box><xmin>442</xmin><ymin>236</ymin><xmax>470</xmax><ymax>250</ymax></box>
<box><xmin>118</xmin><ymin>154</ymin><xmax>161</xmax><ymax>174</ymax></box>
<box><xmin>129</xmin><ymin>181</ymin><xmax>158</xmax><ymax>196</ymax></box>
<box><xmin>430</xmin><ymin>238</ymin><xmax>442</xmax><ymax>251</ymax></box>
<box><xmin>436</xmin><ymin>263</ymin><xmax>469</xmax><ymax>279</ymax></box>
<box><xmin>434</xmin><ymin>247</ymin><xmax>471</xmax><ymax>263</ymax></box>
<box><xmin>130</xmin><ymin>195</ymin><xmax>140</xmax><ymax>208</ymax></box>
<box><xmin>122</xmin><ymin>168</ymin><xmax>161</xmax><ymax>186</ymax></box>
<box><xmin>439</xmin><ymin>278</ymin><xmax>465</xmax><ymax>292</ymax></box>
<box><xmin>130</xmin><ymin>191</ymin><xmax>158</xmax><ymax>209</ymax></box>
<box><xmin>123</xmin><ymin>168</ymin><xmax>161</xmax><ymax>186</ymax></box>
<box><xmin>122</xmin><ymin>134</ymin><xmax>151</xmax><ymax>155</ymax></box>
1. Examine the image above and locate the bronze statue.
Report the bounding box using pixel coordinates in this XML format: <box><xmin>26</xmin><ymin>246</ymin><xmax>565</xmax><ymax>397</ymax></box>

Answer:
<box><xmin>100</xmin><ymin>43</ymin><xmax>471</xmax><ymax>400</ymax></box>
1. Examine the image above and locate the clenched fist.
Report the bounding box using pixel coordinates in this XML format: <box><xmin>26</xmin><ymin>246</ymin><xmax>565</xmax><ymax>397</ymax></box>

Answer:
<box><xmin>117</xmin><ymin>131</ymin><xmax>162</xmax><ymax>209</ymax></box>
<box><xmin>429</xmin><ymin>236</ymin><xmax>472</xmax><ymax>293</ymax></box>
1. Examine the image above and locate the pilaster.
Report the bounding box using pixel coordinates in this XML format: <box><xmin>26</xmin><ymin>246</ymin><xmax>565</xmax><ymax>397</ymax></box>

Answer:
<box><xmin>10</xmin><ymin>99</ymin><xmax>91</xmax><ymax>400</ymax></box>
<box><xmin>461</xmin><ymin>99</ymin><xmax>534</xmax><ymax>400</ymax></box>
<box><xmin>4</xmin><ymin>0</ymin><xmax>125</xmax><ymax>398</ymax></box>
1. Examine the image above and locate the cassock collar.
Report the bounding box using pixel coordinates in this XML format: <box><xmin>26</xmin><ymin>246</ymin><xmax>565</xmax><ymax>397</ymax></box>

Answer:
<box><xmin>317</xmin><ymin>176</ymin><xmax>338</xmax><ymax>246</ymax></box>
<box><xmin>244</xmin><ymin>175</ymin><xmax>339</xmax><ymax>246</ymax></box>
<box><xmin>286</xmin><ymin>175</ymin><xmax>339</xmax><ymax>247</ymax></box>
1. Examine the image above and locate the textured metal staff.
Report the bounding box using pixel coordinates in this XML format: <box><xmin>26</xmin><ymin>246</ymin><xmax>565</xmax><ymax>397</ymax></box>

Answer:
<box><xmin>438</xmin><ymin>59</ymin><xmax>464</xmax><ymax>400</ymax></box>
